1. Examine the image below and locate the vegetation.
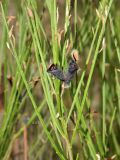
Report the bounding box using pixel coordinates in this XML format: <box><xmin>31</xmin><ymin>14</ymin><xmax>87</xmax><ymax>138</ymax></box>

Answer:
<box><xmin>0</xmin><ymin>0</ymin><xmax>120</xmax><ymax>159</ymax></box>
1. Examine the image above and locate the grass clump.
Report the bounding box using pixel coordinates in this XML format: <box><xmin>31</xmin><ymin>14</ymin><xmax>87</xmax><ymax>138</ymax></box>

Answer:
<box><xmin>0</xmin><ymin>0</ymin><xmax>120</xmax><ymax>159</ymax></box>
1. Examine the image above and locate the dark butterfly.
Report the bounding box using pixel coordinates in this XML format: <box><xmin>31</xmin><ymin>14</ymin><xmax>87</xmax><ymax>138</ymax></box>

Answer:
<box><xmin>47</xmin><ymin>58</ymin><xmax>78</xmax><ymax>86</ymax></box>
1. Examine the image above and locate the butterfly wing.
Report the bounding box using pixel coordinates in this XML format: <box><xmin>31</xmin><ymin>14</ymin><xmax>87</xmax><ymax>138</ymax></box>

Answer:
<box><xmin>68</xmin><ymin>60</ymin><xmax>78</xmax><ymax>74</ymax></box>
<box><xmin>64</xmin><ymin>60</ymin><xmax>78</xmax><ymax>85</ymax></box>
<box><xmin>47</xmin><ymin>64</ymin><xmax>65</xmax><ymax>81</ymax></box>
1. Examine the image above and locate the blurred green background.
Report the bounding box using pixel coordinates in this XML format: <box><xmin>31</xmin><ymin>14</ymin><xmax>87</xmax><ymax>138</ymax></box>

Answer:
<box><xmin>0</xmin><ymin>0</ymin><xmax>120</xmax><ymax>160</ymax></box>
